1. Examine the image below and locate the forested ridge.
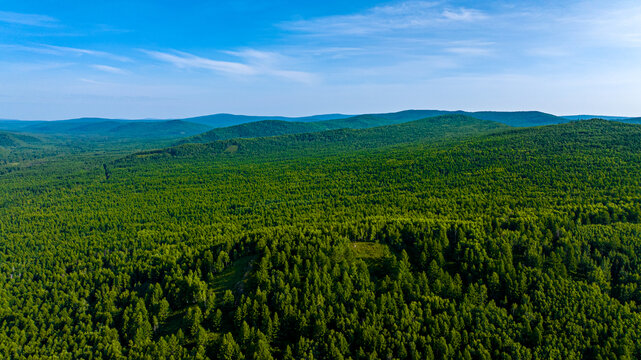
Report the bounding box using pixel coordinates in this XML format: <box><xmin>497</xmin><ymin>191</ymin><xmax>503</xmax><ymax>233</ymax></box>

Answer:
<box><xmin>178</xmin><ymin>111</ymin><xmax>563</xmax><ymax>145</ymax></box>
<box><xmin>0</xmin><ymin>110</ymin><xmax>566</xmax><ymax>144</ymax></box>
<box><xmin>1</xmin><ymin>117</ymin><xmax>641</xmax><ymax>359</ymax></box>
<box><xmin>150</xmin><ymin>115</ymin><xmax>509</xmax><ymax>159</ymax></box>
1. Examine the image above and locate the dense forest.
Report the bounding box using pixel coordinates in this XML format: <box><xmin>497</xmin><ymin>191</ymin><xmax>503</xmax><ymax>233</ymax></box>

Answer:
<box><xmin>1</xmin><ymin>115</ymin><xmax>641</xmax><ymax>359</ymax></box>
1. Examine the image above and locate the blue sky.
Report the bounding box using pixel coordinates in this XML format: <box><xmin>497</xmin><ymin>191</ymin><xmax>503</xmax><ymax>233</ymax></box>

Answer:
<box><xmin>1</xmin><ymin>0</ymin><xmax>640</xmax><ymax>119</ymax></box>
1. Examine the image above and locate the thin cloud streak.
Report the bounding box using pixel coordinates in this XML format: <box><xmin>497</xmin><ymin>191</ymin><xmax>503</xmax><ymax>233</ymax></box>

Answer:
<box><xmin>44</xmin><ymin>45</ymin><xmax>132</xmax><ymax>62</ymax></box>
<box><xmin>142</xmin><ymin>49</ymin><xmax>256</xmax><ymax>75</ymax></box>
<box><xmin>444</xmin><ymin>47</ymin><xmax>493</xmax><ymax>56</ymax></box>
<box><xmin>143</xmin><ymin>49</ymin><xmax>317</xmax><ymax>83</ymax></box>
<box><xmin>0</xmin><ymin>61</ymin><xmax>74</xmax><ymax>72</ymax></box>
<box><xmin>580</xmin><ymin>4</ymin><xmax>641</xmax><ymax>48</ymax></box>
<box><xmin>441</xmin><ymin>8</ymin><xmax>487</xmax><ymax>22</ymax></box>
<box><xmin>0</xmin><ymin>10</ymin><xmax>57</xmax><ymax>27</ymax></box>
<box><xmin>91</xmin><ymin>64</ymin><xmax>127</xmax><ymax>74</ymax></box>
<box><xmin>0</xmin><ymin>44</ymin><xmax>132</xmax><ymax>62</ymax></box>
<box><xmin>226</xmin><ymin>49</ymin><xmax>318</xmax><ymax>83</ymax></box>
<box><xmin>280</xmin><ymin>1</ymin><xmax>487</xmax><ymax>35</ymax></box>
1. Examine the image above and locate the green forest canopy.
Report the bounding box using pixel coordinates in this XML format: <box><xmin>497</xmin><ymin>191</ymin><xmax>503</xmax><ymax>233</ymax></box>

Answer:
<box><xmin>1</xmin><ymin>116</ymin><xmax>641</xmax><ymax>359</ymax></box>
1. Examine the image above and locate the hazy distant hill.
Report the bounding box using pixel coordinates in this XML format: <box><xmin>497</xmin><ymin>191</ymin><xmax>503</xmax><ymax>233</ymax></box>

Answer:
<box><xmin>177</xmin><ymin>120</ymin><xmax>330</xmax><ymax>144</ymax></box>
<box><xmin>0</xmin><ymin>114</ymin><xmax>351</xmax><ymax>139</ymax></box>
<box><xmin>356</xmin><ymin>110</ymin><xmax>565</xmax><ymax>127</ymax></box>
<box><xmin>179</xmin><ymin>110</ymin><xmax>565</xmax><ymax>144</ymax></box>
<box><xmin>0</xmin><ymin>118</ymin><xmax>211</xmax><ymax>139</ymax></box>
<box><xmin>105</xmin><ymin>120</ymin><xmax>211</xmax><ymax>138</ymax></box>
<box><xmin>180</xmin><ymin>113</ymin><xmax>351</xmax><ymax>127</ymax></box>
<box><xmin>4</xmin><ymin>110</ymin><xmax>630</xmax><ymax>143</ymax></box>
<box><xmin>177</xmin><ymin>116</ymin><xmax>392</xmax><ymax>144</ymax></box>
<box><xmin>563</xmin><ymin>115</ymin><xmax>632</xmax><ymax>120</ymax></box>
<box><xmin>464</xmin><ymin>111</ymin><xmax>564</xmax><ymax>127</ymax></box>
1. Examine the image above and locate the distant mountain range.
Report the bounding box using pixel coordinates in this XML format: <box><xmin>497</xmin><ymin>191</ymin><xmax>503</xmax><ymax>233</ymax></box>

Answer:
<box><xmin>0</xmin><ymin>114</ymin><xmax>352</xmax><ymax>140</ymax></box>
<box><xmin>126</xmin><ymin>114</ymin><xmax>510</xmax><ymax>161</ymax></box>
<box><xmin>0</xmin><ymin>110</ymin><xmax>639</xmax><ymax>142</ymax></box>
<box><xmin>128</xmin><ymin>115</ymin><xmax>641</xmax><ymax>164</ymax></box>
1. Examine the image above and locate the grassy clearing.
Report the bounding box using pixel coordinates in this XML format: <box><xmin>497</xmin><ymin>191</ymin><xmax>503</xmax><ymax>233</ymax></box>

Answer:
<box><xmin>224</xmin><ymin>144</ymin><xmax>239</xmax><ymax>153</ymax></box>
<box><xmin>349</xmin><ymin>242</ymin><xmax>392</xmax><ymax>278</ymax></box>
<box><xmin>349</xmin><ymin>242</ymin><xmax>388</xmax><ymax>260</ymax></box>
<box><xmin>210</xmin><ymin>255</ymin><xmax>255</xmax><ymax>295</ymax></box>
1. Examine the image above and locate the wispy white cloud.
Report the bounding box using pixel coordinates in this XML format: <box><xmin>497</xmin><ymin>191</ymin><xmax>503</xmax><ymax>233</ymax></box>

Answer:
<box><xmin>224</xmin><ymin>49</ymin><xmax>318</xmax><ymax>83</ymax></box>
<box><xmin>225</xmin><ymin>49</ymin><xmax>278</xmax><ymax>63</ymax></box>
<box><xmin>492</xmin><ymin>1</ymin><xmax>641</xmax><ymax>51</ymax></box>
<box><xmin>91</xmin><ymin>64</ymin><xmax>127</xmax><ymax>74</ymax></box>
<box><xmin>444</xmin><ymin>46</ymin><xmax>492</xmax><ymax>56</ymax></box>
<box><xmin>142</xmin><ymin>49</ymin><xmax>255</xmax><ymax>75</ymax></box>
<box><xmin>441</xmin><ymin>8</ymin><xmax>487</xmax><ymax>22</ymax></box>
<box><xmin>578</xmin><ymin>3</ymin><xmax>641</xmax><ymax>48</ymax></box>
<box><xmin>0</xmin><ymin>10</ymin><xmax>57</xmax><ymax>27</ymax></box>
<box><xmin>78</xmin><ymin>78</ymin><xmax>106</xmax><ymax>85</ymax></box>
<box><xmin>44</xmin><ymin>45</ymin><xmax>132</xmax><ymax>62</ymax></box>
<box><xmin>0</xmin><ymin>60</ymin><xmax>74</xmax><ymax>72</ymax></box>
<box><xmin>269</xmin><ymin>69</ymin><xmax>317</xmax><ymax>84</ymax></box>
<box><xmin>525</xmin><ymin>47</ymin><xmax>572</xmax><ymax>58</ymax></box>
<box><xmin>0</xmin><ymin>43</ymin><xmax>132</xmax><ymax>62</ymax></box>
<box><xmin>143</xmin><ymin>49</ymin><xmax>316</xmax><ymax>83</ymax></box>
<box><xmin>280</xmin><ymin>1</ymin><xmax>487</xmax><ymax>35</ymax></box>
<box><xmin>0</xmin><ymin>44</ymin><xmax>55</xmax><ymax>54</ymax></box>
<box><xmin>300</xmin><ymin>47</ymin><xmax>364</xmax><ymax>56</ymax></box>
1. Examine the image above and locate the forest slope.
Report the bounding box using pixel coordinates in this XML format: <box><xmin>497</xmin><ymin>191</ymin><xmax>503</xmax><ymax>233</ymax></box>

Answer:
<box><xmin>0</xmin><ymin>131</ymin><xmax>41</xmax><ymax>147</ymax></box>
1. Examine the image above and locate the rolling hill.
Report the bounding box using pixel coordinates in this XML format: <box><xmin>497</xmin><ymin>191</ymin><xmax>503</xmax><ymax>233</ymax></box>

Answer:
<box><xmin>181</xmin><ymin>113</ymin><xmax>351</xmax><ymax>127</ymax></box>
<box><xmin>176</xmin><ymin>114</ymin><xmax>415</xmax><ymax>144</ymax></box>
<box><xmin>178</xmin><ymin>110</ymin><xmax>564</xmax><ymax>145</ymax></box>
<box><xmin>131</xmin><ymin>114</ymin><xmax>510</xmax><ymax>160</ymax></box>
<box><xmin>337</xmin><ymin>110</ymin><xmax>565</xmax><ymax>127</ymax></box>
<box><xmin>0</xmin><ymin>114</ymin><xmax>351</xmax><ymax>139</ymax></box>
<box><xmin>3</xmin><ymin>110</ymin><xmax>634</xmax><ymax>148</ymax></box>
<box><xmin>103</xmin><ymin>120</ymin><xmax>211</xmax><ymax>138</ymax></box>
<box><xmin>0</xmin><ymin>110</ymin><xmax>563</xmax><ymax>141</ymax></box>
<box><xmin>177</xmin><ymin>120</ymin><xmax>331</xmax><ymax>144</ymax></box>
<box><xmin>463</xmin><ymin>110</ymin><xmax>563</xmax><ymax>127</ymax></box>
<box><xmin>336</xmin><ymin>110</ymin><xmax>565</xmax><ymax>128</ymax></box>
